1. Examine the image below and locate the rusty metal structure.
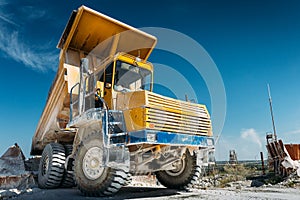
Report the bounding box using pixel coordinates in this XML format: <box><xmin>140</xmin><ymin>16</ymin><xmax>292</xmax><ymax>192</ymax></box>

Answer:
<box><xmin>265</xmin><ymin>86</ymin><xmax>300</xmax><ymax>176</ymax></box>
<box><xmin>266</xmin><ymin>133</ymin><xmax>300</xmax><ymax>176</ymax></box>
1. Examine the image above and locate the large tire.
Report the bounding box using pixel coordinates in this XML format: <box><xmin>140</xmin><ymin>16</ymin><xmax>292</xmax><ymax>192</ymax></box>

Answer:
<box><xmin>124</xmin><ymin>173</ymin><xmax>132</xmax><ymax>186</ymax></box>
<box><xmin>60</xmin><ymin>144</ymin><xmax>76</xmax><ymax>188</ymax></box>
<box><xmin>155</xmin><ymin>150</ymin><xmax>200</xmax><ymax>190</ymax></box>
<box><xmin>74</xmin><ymin>131</ymin><xmax>129</xmax><ymax>196</ymax></box>
<box><xmin>38</xmin><ymin>143</ymin><xmax>65</xmax><ymax>189</ymax></box>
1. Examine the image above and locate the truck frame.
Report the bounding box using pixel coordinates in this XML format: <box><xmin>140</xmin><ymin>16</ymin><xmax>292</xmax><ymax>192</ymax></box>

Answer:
<box><xmin>31</xmin><ymin>6</ymin><xmax>215</xmax><ymax>196</ymax></box>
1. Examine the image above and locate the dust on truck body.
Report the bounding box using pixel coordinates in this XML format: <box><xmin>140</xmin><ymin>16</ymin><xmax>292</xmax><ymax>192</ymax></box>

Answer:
<box><xmin>31</xmin><ymin>6</ymin><xmax>215</xmax><ymax>196</ymax></box>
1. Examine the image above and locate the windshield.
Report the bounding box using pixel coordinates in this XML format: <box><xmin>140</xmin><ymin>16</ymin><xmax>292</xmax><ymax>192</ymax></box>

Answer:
<box><xmin>114</xmin><ymin>61</ymin><xmax>152</xmax><ymax>92</ymax></box>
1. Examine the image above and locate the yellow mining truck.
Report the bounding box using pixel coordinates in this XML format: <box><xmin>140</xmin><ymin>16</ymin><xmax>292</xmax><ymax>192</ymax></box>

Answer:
<box><xmin>31</xmin><ymin>6</ymin><xmax>214</xmax><ymax>196</ymax></box>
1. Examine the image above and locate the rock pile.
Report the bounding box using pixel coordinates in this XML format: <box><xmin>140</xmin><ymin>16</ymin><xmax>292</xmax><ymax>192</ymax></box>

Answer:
<box><xmin>0</xmin><ymin>144</ymin><xmax>37</xmax><ymax>199</ymax></box>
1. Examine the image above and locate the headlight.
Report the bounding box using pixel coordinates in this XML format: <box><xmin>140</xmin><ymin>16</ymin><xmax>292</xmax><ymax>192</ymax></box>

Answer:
<box><xmin>207</xmin><ymin>138</ymin><xmax>214</xmax><ymax>146</ymax></box>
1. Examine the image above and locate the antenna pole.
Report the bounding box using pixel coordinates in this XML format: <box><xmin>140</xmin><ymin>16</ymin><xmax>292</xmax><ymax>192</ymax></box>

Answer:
<box><xmin>267</xmin><ymin>84</ymin><xmax>277</xmax><ymax>141</ymax></box>
<box><xmin>185</xmin><ymin>94</ymin><xmax>189</xmax><ymax>102</ymax></box>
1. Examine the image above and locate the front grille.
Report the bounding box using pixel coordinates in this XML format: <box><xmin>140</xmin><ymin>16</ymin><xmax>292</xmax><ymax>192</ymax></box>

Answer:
<box><xmin>146</xmin><ymin>92</ymin><xmax>212</xmax><ymax>136</ymax></box>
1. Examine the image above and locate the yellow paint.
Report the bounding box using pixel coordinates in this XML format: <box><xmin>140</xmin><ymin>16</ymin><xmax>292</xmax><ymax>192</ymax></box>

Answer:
<box><xmin>117</xmin><ymin>90</ymin><xmax>212</xmax><ymax>136</ymax></box>
<box><xmin>104</xmin><ymin>86</ymin><xmax>113</xmax><ymax>109</ymax></box>
<box><xmin>96</xmin><ymin>81</ymin><xmax>104</xmax><ymax>97</ymax></box>
<box><xmin>155</xmin><ymin>145</ymin><xmax>161</xmax><ymax>152</ymax></box>
<box><xmin>116</xmin><ymin>54</ymin><xmax>153</xmax><ymax>71</ymax></box>
<box><xmin>58</xmin><ymin>6</ymin><xmax>157</xmax><ymax>62</ymax></box>
<box><xmin>63</xmin><ymin>52</ymin><xmax>212</xmax><ymax>136</ymax></box>
<box><xmin>123</xmin><ymin>107</ymin><xmax>145</xmax><ymax>132</ymax></box>
<box><xmin>64</xmin><ymin>64</ymin><xmax>80</xmax><ymax>94</ymax></box>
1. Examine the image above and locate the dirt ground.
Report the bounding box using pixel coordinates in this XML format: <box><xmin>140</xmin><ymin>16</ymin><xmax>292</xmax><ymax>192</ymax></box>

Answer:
<box><xmin>12</xmin><ymin>186</ymin><xmax>300</xmax><ymax>200</ymax></box>
<box><xmin>1</xmin><ymin>173</ymin><xmax>299</xmax><ymax>199</ymax></box>
<box><xmin>1</xmin><ymin>155</ymin><xmax>299</xmax><ymax>200</ymax></box>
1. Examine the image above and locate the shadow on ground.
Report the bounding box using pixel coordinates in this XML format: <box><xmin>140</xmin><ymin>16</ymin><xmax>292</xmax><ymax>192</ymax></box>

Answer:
<box><xmin>15</xmin><ymin>186</ymin><xmax>179</xmax><ymax>200</ymax></box>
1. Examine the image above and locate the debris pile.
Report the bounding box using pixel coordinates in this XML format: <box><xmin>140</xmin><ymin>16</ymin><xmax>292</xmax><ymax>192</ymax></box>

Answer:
<box><xmin>281</xmin><ymin>144</ymin><xmax>300</xmax><ymax>176</ymax></box>
<box><xmin>0</xmin><ymin>144</ymin><xmax>36</xmax><ymax>191</ymax></box>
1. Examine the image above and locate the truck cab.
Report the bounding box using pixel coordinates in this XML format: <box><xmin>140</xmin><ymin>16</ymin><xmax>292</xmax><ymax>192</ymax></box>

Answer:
<box><xmin>70</xmin><ymin>53</ymin><xmax>153</xmax><ymax>115</ymax></box>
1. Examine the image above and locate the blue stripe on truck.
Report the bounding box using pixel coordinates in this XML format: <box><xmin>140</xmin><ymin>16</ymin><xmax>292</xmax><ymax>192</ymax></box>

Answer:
<box><xmin>127</xmin><ymin>130</ymin><xmax>214</xmax><ymax>147</ymax></box>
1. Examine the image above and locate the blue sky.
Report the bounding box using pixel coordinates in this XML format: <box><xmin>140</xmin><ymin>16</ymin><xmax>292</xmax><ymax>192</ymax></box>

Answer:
<box><xmin>0</xmin><ymin>0</ymin><xmax>300</xmax><ymax>161</ymax></box>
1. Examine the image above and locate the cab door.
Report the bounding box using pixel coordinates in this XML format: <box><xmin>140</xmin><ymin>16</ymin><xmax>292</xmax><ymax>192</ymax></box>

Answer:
<box><xmin>98</xmin><ymin>62</ymin><xmax>114</xmax><ymax>109</ymax></box>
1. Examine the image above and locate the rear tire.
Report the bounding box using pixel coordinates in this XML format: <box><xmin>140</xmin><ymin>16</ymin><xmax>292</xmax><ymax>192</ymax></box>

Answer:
<box><xmin>124</xmin><ymin>173</ymin><xmax>132</xmax><ymax>186</ymax></box>
<box><xmin>74</xmin><ymin>131</ymin><xmax>129</xmax><ymax>196</ymax></box>
<box><xmin>155</xmin><ymin>150</ymin><xmax>200</xmax><ymax>190</ymax></box>
<box><xmin>60</xmin><ymin>144</ymin><xmax>76</xmax><ymax>188</ymax></box>
<box><xmin>38</xmin><ymin>143</ymin><xmax>65</xmax><ymax>189</ymax></box>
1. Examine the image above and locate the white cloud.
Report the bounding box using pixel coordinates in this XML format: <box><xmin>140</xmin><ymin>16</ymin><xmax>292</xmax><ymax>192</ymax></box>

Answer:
<box><xmin>216</xmin><ymin>130</ymin><xmax>266</xmax><ymax>161</ymax></box>
<box><xmin>0</xmin><ymin>29</ymin><xmax>58</xmax><ymax>72</ymax></box>
<box><xmin>20</xmin><ymin>6</ymin><xmax>46</xmax><ymax>20</ymax></box>
<box><xmin>0</xmin><ymin>1</ymin><xmax>18</xmax><ymax>26</ymax></box>
<box><xmin>241</xmin><ymin>128</ymin><xmax>263</xmax><ymax>149</ymax></box>
<box><xmin>0</xmin><ymin>14</ymin><xmax>18</xmax><ymax>26</ymax></box>
<box><xmin>0</xmin><ymin>2</ymin><xmax>57</xmax><ymax>72</ymax></box>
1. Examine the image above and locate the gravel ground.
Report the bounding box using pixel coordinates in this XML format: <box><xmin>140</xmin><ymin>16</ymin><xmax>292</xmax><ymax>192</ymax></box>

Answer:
<box><xmin>1</xmin><ymin>174</ymin><xmax>299</xmax><ymax>199</ymax></box>
<box><xmin>6</xmin><ymin>185</ymin><xmax>300</xmax><ymax>200</ymax></box>
<box><xmin>185</xmin><ymin>187</ymin><xmax>300</xmax><ymax>200</ymax></box>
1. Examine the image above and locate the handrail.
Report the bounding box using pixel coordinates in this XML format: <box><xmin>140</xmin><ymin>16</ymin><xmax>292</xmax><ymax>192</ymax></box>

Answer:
<box><xmin>69</xmin><ymin>82</ymin><xmax>80</xmax><ymax>122</ymax></box>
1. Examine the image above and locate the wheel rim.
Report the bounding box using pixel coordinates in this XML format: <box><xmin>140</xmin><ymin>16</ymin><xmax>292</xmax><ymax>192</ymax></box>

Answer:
<box><xmin>82</xmin><ymin>147</ymin><xmax>104</xmax><ymax>180</ymax></box>
<box><xmin>42</xmin><ymin>155</ymin><xmax>49</xmax><ymax>176</ymax></box>
<box><xmin>165</xmin><ymin>158</ymin><xmax>186</xmax><ymax>176</ymax></box>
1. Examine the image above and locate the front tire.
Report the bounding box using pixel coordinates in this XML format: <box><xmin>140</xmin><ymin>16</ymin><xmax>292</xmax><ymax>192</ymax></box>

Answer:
<box><xmin>155</xmin><ymin>150</ymin><xmax>200</xmax><ymax>190</ymax></box>
<box><xmin>38</xmin><ymin>143</ymin><xmax>65</xmax><ymax>189</ymax></box>
<box><xmin>74</xmin><ymin>131</ymin><xmax>128</xmax><ymax>196</ymax></box>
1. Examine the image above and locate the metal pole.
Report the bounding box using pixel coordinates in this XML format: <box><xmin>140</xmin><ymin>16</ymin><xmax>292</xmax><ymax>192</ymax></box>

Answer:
<box><xmin>260</xmin><ymin>151</ymin><xmax>265</xmax><ymax>175</ymax></box>
<box><xmin>267</xmin><ymin>84</ymin><xmax>277</xmax><ymax>141</ymax></box>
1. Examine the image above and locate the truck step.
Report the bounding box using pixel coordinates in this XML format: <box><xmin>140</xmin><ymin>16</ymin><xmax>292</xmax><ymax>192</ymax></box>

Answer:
<box><xmin>109</xmin><ymin>122</ymin><xmax>123</xmax><ymax>125</ymax></box>
<box><xmin>110</xmin><ymin>132</ymin><xmax>127</xmax><ymax>137</ymax></box>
